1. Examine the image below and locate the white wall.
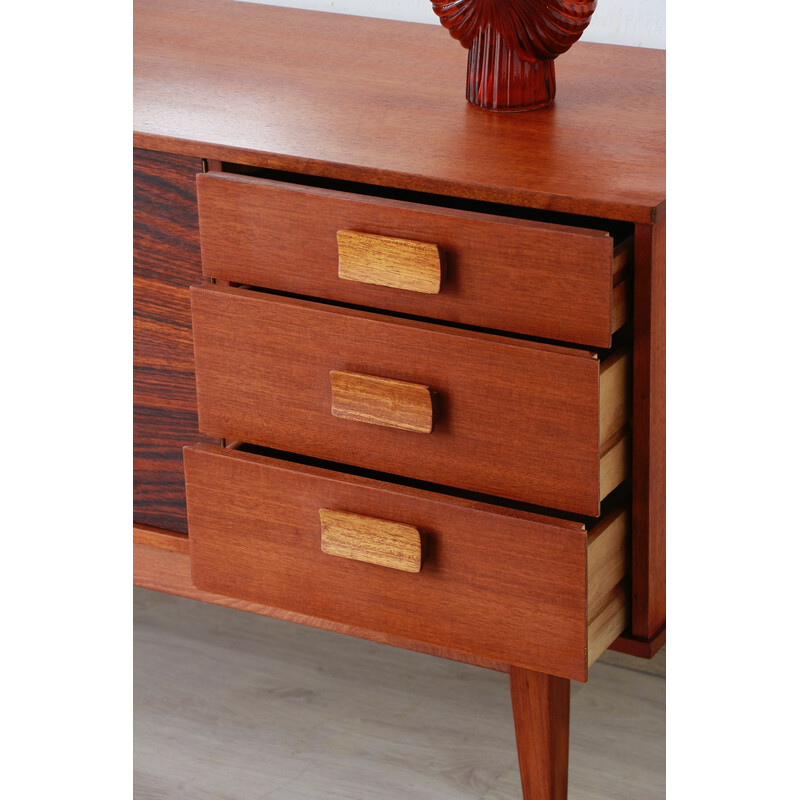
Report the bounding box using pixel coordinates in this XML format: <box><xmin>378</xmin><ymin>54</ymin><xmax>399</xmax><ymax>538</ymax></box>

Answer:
<box><xmin>246</xmin><ymin>1</ymin><xmax>665</xmax><ymax>49</ymax></box>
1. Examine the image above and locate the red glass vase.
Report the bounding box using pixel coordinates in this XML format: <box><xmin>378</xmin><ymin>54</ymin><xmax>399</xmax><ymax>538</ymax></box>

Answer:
<box><xmin>430</xmin><ymin>0</ymin><xmax>597</xmax><ymax>111</ymax></box>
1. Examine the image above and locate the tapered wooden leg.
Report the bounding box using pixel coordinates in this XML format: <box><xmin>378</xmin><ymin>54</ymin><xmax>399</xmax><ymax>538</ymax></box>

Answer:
<box><xmin>510</xmin><ymin>667</ymin><xmax>570</xmax><ymax>800</ymax></box>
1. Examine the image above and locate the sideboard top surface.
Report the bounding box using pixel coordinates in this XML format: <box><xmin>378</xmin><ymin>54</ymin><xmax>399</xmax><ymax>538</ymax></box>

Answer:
<box><xmin>133</xmin><ymin>0</ymin><xmax>665</xmax><ymax>223</ymax></box>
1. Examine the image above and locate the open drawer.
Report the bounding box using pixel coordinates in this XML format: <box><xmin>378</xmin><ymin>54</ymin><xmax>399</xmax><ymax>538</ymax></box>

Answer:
<box><xmin>184</xmin><ymin>443</ymin><xmax>630</xmax><ymax>681</ymax></box>
<box><xmin>196</xmin><ymin>170</ymin><xmax>631</xmax><ymax>349</ymax></box>
<box><xmin>190</xmin><ymin>284</ymin><xmax>630</xmax><ymax>517</ymax></box>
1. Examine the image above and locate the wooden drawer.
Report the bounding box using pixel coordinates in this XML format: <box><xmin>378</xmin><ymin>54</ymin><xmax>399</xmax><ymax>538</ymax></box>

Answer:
<box><xmin>190</xmin><ymin>284</ymin><xmax>630</xmax><ymax>516</ymax></box>
<box><xmin>196</xmin><ymin>171</ymin><xmax>631</xmax><ymax>348</ymax></box>
<box><xmin>184</xmin><ymin>443</ymin><xmax>629</xmax><ymax>681</ymax></box>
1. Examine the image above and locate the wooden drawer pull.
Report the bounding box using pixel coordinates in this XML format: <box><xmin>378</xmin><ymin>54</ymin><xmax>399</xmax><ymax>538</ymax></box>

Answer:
<box><xmin>330</xmin><ymin>370</ymin><xmax>435</xmax><ymax>433</ymax></box>
<box><xmin>319</xmin><ymin>509</ymin><xmax>424</xmax><ymax>573</ymax></box>
<box><xmin>336</xmin><ymin>229</ymin><xmax>444</xmax><ymax>294</ymax></box>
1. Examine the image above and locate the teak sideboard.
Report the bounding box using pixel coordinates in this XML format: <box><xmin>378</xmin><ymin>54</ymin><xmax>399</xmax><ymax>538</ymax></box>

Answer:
<box><xmin>133</xmin><ymin>1</ymin><xmax>665</xmax><ymax>797</ymax></box>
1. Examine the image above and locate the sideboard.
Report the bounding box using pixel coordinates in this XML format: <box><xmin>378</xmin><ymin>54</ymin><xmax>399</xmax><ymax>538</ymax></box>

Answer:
<box><xmin>133</xmin><ymin>1</ymin><xmax>665</xmax><ymax>797</ymax></box>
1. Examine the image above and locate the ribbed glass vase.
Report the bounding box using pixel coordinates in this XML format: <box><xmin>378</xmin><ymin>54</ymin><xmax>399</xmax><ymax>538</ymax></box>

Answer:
<box><xmin>430</xmin><ymin>0</ymin><xmax>597</xmax><ymax>112</ymax></box>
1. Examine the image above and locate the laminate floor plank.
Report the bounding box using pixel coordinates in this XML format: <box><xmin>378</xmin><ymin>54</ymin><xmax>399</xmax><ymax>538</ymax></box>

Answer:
<box><xmin>133</xmin><ymin>589</ymin><xmax>664</xmax><ymax>800</ymax></box>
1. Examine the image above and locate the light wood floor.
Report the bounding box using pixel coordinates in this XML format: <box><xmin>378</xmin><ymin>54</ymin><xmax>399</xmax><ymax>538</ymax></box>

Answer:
<box><xmin>134</xmin><ymin>588</ymin><xmax>665</xmax><ymax>800</ymax></box>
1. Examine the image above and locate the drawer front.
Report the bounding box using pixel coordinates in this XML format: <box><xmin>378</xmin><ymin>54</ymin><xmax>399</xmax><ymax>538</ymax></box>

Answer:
<box><xmin>196</xmin><ymin>172</ymin><xmax>628</xmax><ymax>348</ymax></box>
<box><xmin>190</xmin><ymin>285</ymin><xmax>629</xmax><ymax>516</ymax></box>
<box><xmin>184</xmin><ymin>444</ymin><xmax>629</xmax><ymax>681</ymax></box>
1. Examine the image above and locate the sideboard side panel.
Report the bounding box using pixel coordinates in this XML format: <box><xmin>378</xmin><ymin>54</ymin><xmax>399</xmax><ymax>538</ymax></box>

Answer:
<box><xmin>631</xmin><ymin>215</ymin><xmax>666</xmax><ymax>640</ymax></box>
<box><xmin>134</xmin><ymin>148</ymin><xmax>214</xmax><ymax>533</ymax></box>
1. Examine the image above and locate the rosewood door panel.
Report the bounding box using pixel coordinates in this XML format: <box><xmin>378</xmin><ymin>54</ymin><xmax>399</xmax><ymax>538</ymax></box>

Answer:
<box><xmin>133</xmin><ymin>148</ymin><xmax>216</xmax><ymax>533</ymax></box>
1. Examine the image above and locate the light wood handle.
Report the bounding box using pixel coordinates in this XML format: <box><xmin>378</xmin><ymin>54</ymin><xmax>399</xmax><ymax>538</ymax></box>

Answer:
<box><xmin>319</xmin><ymin>509</ymin><xmax>424</xmax><ymax>573</ymax></box>
<box><xmin>336</xmin><ymin>229</ymin><xmax>444</xmax><ymax>294</ymax></box>
<box><xmin>330</xmin><ymin>370</ymin><xmax>435</xmax><ymax>433</ymax></box>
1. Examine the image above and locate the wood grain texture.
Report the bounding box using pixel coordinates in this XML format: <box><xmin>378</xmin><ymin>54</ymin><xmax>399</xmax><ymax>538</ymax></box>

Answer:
<box><xmin>587</xmin><ymin>510</ymin><xmax>630</xmax><ymax>619</ymax></box>
<box><xmin>337</xmin><ymin>229</ymin><xmax>444</xmax><ymax>294</ymax></box>
<box><xmin>330</xmin><ymin>370</ymin><xmax>435</xmax><ymax>434</ymax></box>
<box><xmin>319</xmin><ymin>509</ymin><xmax>424</xmax><ymax>573</ymax></box>
<box><xmin>587</xmin><ymin>510</ymin><xmax>630</xmax><ymax>668</ymax></box>
<box><xmin>599</xmin><ymin>352</ymin><xmax>630</xmax><ymax>446</ymax></box>
<box><xmin>510</xmin><ymin>668</ymin><xmax>570</xmax><ymax>800</ymax></box>
<box><xmin>196</xmin><ymin>171</ymin><xmax>622</xmax><ymax>348</ymax></box>
<box><xmin>613</xmin><ymin>238</ymin><xmax>634</xmax><ymax>279</ymax></box>
<box><xmin>134</xmin><ymin>530</ymin><xmax>510</xmax><ymax>673</ymax></box>
<box><xmin>133</xmin><ymin>148</ymin><xmax>216</xmax><ymax>533</ymax></box>
<box><xmin>134</xmin><ymin>523</ymin><xmax>190</xmax><ymax>554</ymax></box>
<box><xmin>611</xmin><ymin>240</ymin><xmax>632</xmax><ymax>332</ymax></box>
<box><xmin>134</xmin><ymin>542</ymin><xmax>655</xmax><ymax>676</ymax></box>
<box><xmin>599</xmin><ymin>431</ymin><xmax>630</xmax><ymax>501</ymax></box>
<box><xmin>587</xmin><ymin>584</ymin><xmax>629</xmax><ymax>668</ymax></box>
<box><xmin>134</xmin><ymin>0</ymin><xmax>664</xmax><ymax>223</ymax></box>
<box><xmin>183</xmin><ymin>444</ymin><xmax>629</xmax><ymax>681</ymax></box>
<box><xmin>631</xmin><ymin>216</ymin><xmax>666</xmax><ymax>640</ymax></box>
<box><xmin>190</xmin><ymin>285</ymin><xmax>627</xmax><ymax>516</ymax></box>
<box><xmin>612</xmin><ymin>281</ymin><xmax>629</xmax><ymax>331</ymax></box>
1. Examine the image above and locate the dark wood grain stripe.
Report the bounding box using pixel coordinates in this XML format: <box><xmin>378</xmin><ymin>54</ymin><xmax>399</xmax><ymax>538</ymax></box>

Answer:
<box><xmin>134</xmin><ymin>148</ymin><xmax>216</xmax><ymax>533</ymax></box>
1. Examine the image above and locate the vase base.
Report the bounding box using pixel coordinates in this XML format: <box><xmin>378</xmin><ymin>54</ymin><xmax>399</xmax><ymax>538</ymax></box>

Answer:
<box><xmin>466</xmin><ymin>28</ymin><xmax>555</xmax><ymax>112</ymax></box>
